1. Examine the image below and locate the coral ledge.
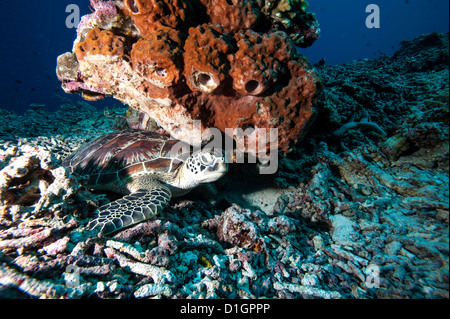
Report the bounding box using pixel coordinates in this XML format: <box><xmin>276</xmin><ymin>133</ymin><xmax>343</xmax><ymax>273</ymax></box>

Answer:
<box><xmin>57</xmin><ymin>0</ymin><xmax>321</xmax><ymax>155</ymax></box>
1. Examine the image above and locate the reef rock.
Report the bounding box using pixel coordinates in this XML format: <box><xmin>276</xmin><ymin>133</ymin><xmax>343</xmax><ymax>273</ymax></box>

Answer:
<box><xmin>57</xmin><ymin>0</ymin><xmax>321</xmax><ymax>155</ymax></box>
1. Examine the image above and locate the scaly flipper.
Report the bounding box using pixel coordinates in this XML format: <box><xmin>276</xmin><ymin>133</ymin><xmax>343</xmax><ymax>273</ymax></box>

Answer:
<box><xmin>87</xmin><ymin>187</ymin><xmax>172</xmax><ymax>235</ymax></box>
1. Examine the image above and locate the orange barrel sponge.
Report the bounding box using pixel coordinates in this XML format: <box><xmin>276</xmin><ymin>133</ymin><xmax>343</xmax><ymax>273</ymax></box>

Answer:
<box><xmin>183</xmin><ymin>24</ymin><xmax>235</xmax><ymax>93</ymax></box>
<box><xmin>131</xmin><ymin>26</ymin><xmax>184</xmax><ymax>88</ymax></box>
<box><xmin>230</xmin><ymin>30</ymin><xmax>295</xmax><ymax>96</ymax></box>
<box><xmin>75</xmin><ymin>28</ymin><xmax>125</xmax><ymax>62</ymax></box>
<box><xmin>123</xmin><ymin>0</ymin><xmax>195</xmax><ymax>38</ymax></box>
<box><xmin>201</xmin><ymin>0</ymin><xmax>260</xmax><ymax>33</ymax></box>
<box><xmin>259</xmin><ymin>58</ymin><xmax>321</xmax><ymax>152</ymax></box>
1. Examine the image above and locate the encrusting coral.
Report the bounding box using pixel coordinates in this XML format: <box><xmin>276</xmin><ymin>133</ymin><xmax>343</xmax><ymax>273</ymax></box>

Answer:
<box><xmin>57</xmin><ymin>0</ymin><xmax>321</xmax><ymax>155</ymax></box>
<box><xmin>261</xmin><ymin>0</ymin><xmax>319</xmax><ymax>47</ymax></box>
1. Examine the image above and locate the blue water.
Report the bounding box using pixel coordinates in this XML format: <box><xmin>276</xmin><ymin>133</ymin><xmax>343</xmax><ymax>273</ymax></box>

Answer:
<box><xmin>303</xmin><ymin>0</ymin><xmax>449</xmax><ymax>64</ymax></box>
<box><xmin>0</xmin><ymin>0</ymin><xmax>448</xmax><ymax>114</ymax></box>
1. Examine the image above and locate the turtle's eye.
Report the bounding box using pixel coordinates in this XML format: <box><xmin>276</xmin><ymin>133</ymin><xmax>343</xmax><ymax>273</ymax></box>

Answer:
<box><xmin>200</xmin><ymin>153</ymin><xmax>214</xmax><ymax>165</ymax></box>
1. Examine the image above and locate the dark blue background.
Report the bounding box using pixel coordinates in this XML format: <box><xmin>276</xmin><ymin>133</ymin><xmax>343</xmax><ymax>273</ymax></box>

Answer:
<box><xmin>0</xmin><ymin>0</ymin><xmax>448</xmax><ymax>114</ymax></box>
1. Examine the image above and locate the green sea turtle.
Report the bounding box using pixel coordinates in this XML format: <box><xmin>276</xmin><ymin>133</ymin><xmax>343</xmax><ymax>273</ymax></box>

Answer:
<box><xmin>63</xmin><ymin>129</ymin><xmax>227</xmax><ymax>235</ymax></box>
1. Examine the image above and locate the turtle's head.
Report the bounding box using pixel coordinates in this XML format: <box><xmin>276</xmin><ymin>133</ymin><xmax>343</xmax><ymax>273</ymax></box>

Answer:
<box><xmin>184</xmin><ymin>149</ymin><xmax>227</xmax><ymax>184</ymax></box>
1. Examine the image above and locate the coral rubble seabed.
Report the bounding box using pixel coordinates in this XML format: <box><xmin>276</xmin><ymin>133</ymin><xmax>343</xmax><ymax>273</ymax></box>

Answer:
<box><xmin>1</xmin><ymin>25</ymin><xmax>449</xmax><ymax>300</ymax></box>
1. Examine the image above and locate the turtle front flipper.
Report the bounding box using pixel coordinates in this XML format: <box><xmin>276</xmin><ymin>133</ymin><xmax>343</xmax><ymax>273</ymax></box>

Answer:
<box><xmin>87</xmin><ymin>187</ymin><xmax>172</xmax><ymax>235</ymax></box>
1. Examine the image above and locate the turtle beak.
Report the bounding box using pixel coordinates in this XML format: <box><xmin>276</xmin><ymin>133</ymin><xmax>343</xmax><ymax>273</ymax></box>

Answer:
<box><xmin>214</xmin><ymin>161</ymin><xmax>228</xmax><ymax>174</ymax></box>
